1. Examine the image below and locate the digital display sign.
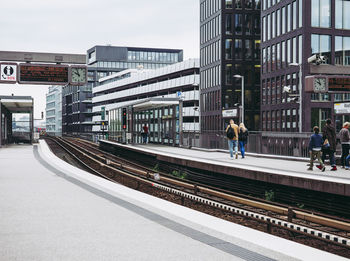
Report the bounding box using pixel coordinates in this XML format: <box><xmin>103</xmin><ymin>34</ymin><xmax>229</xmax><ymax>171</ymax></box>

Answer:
<box><xmin>19</xmin><ymin>64</ymin><xmax>69</xmax><ymax>85</ymax></box>
<box><xmin>328</xmin><ymin>77</ymin><xmax>350</xmax><ymax>92</ymax></box>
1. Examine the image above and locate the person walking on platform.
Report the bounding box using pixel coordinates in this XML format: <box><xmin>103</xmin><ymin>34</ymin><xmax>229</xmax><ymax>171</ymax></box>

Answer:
<box><xmin>238</xmin><ymin>123</ymin><xmax>248</xmax><ymax>159</ymax></box>
<box><xmin>308</xmin><ymin>126</ymin><xmax>325</xmax><ymax>171</ymax></box>
<box><xmin>142</xmin><ymin>124</ymin><xmax>149</xmax><ymax>144</ymax></box>
<box><xmin>321</xmin><ymin>119</ymin><xmax>337</xmax><ymax>171</ymax></box>
<box><xmin>339</xmin><ymin>122</ymin><xmax>350</xmax><ymax>169</ymax></box>
<box><xmin>226</xmin><ymin>119</ymin><xmax>239</xmax><ymax>159</ymax></box>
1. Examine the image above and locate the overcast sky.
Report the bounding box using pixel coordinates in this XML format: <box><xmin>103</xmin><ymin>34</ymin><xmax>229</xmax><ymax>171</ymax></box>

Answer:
<box><xmin>0</xmin><ymin>0</ymin><xmax>199</xmax><ymax>119</ymax></box>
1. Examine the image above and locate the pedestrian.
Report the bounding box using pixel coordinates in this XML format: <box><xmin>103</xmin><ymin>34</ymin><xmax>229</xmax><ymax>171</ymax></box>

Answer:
<box><xmin>339</xmin><ymin>122</ymin><xmax>350</xmax><ymax>169</ymax></box>
<box><xmin>308</xmin><ymin>126</ymin><xmax>325</xmax><ymax>171</ymax></box>
<box><xmin>226</xmin><ymin>119</ymin><xmax>239</xmax><ymax>159</ymax></box>
<box><xmin>142</xmin><ymin>124</ymin><xmax>148</xmax><ymax>144</ymax></box>
<box><xmin>238</xmin><ymin>123</ymin><xmax>248</xmax><ymax>158</ymax></box>
<box><xmin>321</xmin><ymin>119</ymin><xmax>337</xmax><ymax>171</ymax></box>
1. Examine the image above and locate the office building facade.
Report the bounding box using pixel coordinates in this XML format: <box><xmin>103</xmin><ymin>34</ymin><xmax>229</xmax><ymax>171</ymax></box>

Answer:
<box><xmin>62</xmin><ymin>45</ymin><xmax>183</xmax><ymax>135</ymax></box>
<box><xmin>92</xmin><ymin>59</ymin><xmax>200</xmax><ymax>142</ymax></box>
<box><xmin>200</xmin><ymin>0</ymin><xmax>261</xmax><ymax>147</ymax></box>
<box><xmin>261</xmin><ymin>0</ymin><xmax>350</xmax><ymax>132</ymax></box>
<box><xmin>46</xmin><ymin>85</ymin><xmax>62</xmax><ymax>136</ymax></box>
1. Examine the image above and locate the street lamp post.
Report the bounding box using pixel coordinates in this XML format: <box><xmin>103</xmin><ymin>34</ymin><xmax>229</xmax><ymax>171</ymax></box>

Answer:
<box><xmin>289</xmin><ymin>63</ymin><xmax>302</xmax><ymax>133</ymax></box>
<box><xmin>234</xmin><ymin>75</ymin><xmax>244</xmax><ymax>124</ymax></box>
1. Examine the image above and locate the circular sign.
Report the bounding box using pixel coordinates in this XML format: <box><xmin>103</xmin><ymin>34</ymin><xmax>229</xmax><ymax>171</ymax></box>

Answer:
<box><xmin>4</xmin><ymin>66</ymin><xmax>14</xmax><ymax>76</ymax></box>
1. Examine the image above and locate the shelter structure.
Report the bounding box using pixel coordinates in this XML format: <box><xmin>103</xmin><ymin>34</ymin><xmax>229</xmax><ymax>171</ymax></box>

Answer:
<box><xmin>0</xmin><ymin>95</ymin><xmax>34</xmax><ymax>146</ymax></box>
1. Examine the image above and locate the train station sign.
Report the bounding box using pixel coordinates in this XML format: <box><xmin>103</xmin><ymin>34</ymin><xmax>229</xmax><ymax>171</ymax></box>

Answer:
<box><xmin>0</xmin><ymin>63</ymin><xmax>17</xmax><ymax>83</ymax></box>
<box><xmin>19</xmin><ymin>63</ymin><xmax>69</xmax><ymax>85</ymax></box>
<box><xmin>0</xmin><ymin>51</ymin><xmax>87</xmax><ymax>86</ymax></box>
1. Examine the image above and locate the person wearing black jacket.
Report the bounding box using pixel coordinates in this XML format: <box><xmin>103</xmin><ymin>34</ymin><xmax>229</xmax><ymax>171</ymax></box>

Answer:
<box><xmin>321</xmin><ymin>119</ymin><xmax>337</xmax><ymax>171</ymax></box>
<box><xmin>238</xmin><ymin>123</ymin><xmax>248</xmax><ymax>158</ymax></box>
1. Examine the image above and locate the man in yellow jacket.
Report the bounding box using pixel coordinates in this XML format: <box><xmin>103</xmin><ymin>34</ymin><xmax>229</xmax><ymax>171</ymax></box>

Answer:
<box><xmin>226</xmin><ymin>119</ymin><xmax>239</xmax><ymax>159</ymax></box>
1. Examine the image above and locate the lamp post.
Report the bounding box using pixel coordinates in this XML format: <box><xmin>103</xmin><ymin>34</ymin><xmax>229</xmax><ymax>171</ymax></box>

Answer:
<box><xmin>289</xmin><ymin>63</ymin><xmax>302</xmax><ymax>133</ymax></box>
<box><xmin>234</xmin><ymin>74</ymin><xmax>244</xmax><ymax>124</ymax></box>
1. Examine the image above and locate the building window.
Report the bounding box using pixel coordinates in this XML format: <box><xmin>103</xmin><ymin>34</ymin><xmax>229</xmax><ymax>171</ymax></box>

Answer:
<box><xmin>263</xmin><ymin>16</ymin><xmax>266</xmax><ymax>42</ymax></box>
<box><xmin>226</xmin><ymin>0</ymin><xmax>232</xmax><ymax>9</ymax></box>
<box><xmin>336</xmin><ymin>0</ymin><xmax>350</xmax><ymax>29</ymax></box>
<box><xmin>255</xmin><ymin>0</ymin><xmax>261</xmax><ymax>9</ymax></box>
<box><xmin>267</xmin><ymin>14</ymin><xmax>270</xmax><ymax>40</ymax></box>
<box><xmin>277</xmin><ymin>42</ymin><xmax>281</xmax><ymax>70</ymax></box>
<box><xmin>298</xmin><ymin>35</ymin><xmax>303</xmax><ymax>64</ymax></box>
<box><xmin>254</xmin><ymin>14</ymin><xmax>261</xmax><ymax>35</ymax></box>
<box><xmin>277</xmin><ymin>9</ymin><xmax>280</xmax><ymax>36</ymax></box>
<box><xmin>311</xmin><ymin>0</ymin><xmax>331</xmax><ymax>28</ymax></box>
<box><xmin>254</xmin><ymin>40</ymin><xmax>261</xmax><ymax>60</ymax></box>
<box><xmin>235</xmin><ymin>0</ymin><xmax>242</xmax><ymax>9</ymax></box>
<box><xmin>281</xmin><ymin>41</ymin><xmax>286</xmax><ymax>68</ymax></box>
<box><xmin>272</xmin><ymin>12</ymin><xmax>275</xmax><ymax>38</ymax></box>
<box><xmin>226</xmin><ymin>64</ymin><xmax>233</xmax><ymax>85</ymax></box>
<box><xmin>245</xmin><ymin>14</ymin><xmax>252</xmax><ymax>35</ymax></box>
<box><xmin>311</xmin><ymin>34</ymin><xmax>331</xmax><ymax>64</ymax></box>
<box><xmin>335</xmin><ymin>36</ymin><xmax>350</xmax><ymax>65</ymax></box>
<box><xmin>298</xmin><ymin>0</ymin><xmax>302</xmax><ymax>27</ymax></box>
<box><xmin>287</xmin><ymin>39</ymin><xmax>291</xmax><ymax>64</ymax></box>
<box><xmin>235</xmin><ymin>39</ymin><xmax>243</xmax><ymax>59</ymax></box>
<box><xmin>246</xmin><ymin>0</ymin><xmax>253</xmax><ymax>9</ymax></box>
<box><xmin>287</xmin><ymin>4</ymin><xmax>291</xmax><ymax>32</ymax></box>
<box><xmin>292</xmin><ymin>1</ymin><xmax>297</xmax><ymax>30</ymax></box>
<box><xmin>226</xmin><ymin>15</ymin><xmax>232</xmax><ymax>35</ymax></box>
<box><xmin>245</xmin><ymin>40</ymin><xmax>253</xmax><ymax>59</ymax></box>
<box><xmin>282</xmin><ymin>7</ymin><xmax>286</xmax><ymax>34</ymax></box>
<box><xmin>235</xmin><ymin>14</ymin><xmax>243</xmax><ymax>34</ymax></box>
<box><xmin>225</xmin><ymin>39</ymin><xmax>233</xmax><ymax>59</ymax></box>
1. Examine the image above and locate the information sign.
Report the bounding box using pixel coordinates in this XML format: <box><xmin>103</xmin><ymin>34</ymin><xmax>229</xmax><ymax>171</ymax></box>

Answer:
<box><xmin>334</xmin><ymin>103</ymin><xmax>350</xmax><ymax>114</ymax></box>
<box><xmin>18</xmin><ymin>63</ymin><xmax>69</xmax><ymax>85</ymax></box>
<box><xmin>0</xmin><ymin>63</ymin><xmax>17</xmax><ymax>83</ymax></box>
<box><xmin>222</xmin><ymin>109</ymin><xmax>238</xmax><ymax>118</ymax></box>
<box><xmin>328</xmin><ymin>77</ymin><xmax>350</xmax><ymax>92</ymax></box>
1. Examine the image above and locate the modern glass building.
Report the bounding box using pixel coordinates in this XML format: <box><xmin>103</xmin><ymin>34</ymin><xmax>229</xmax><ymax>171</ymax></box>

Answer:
<box><xmin>261</xmin><ymin>0</ymin><xmax>350</xmax><ymax>132</ymax></box>
<box><xmin>200</xmin><ymin>0</ymin><xmax>261</xmax><ymax>147</ymax></box>
<box><xmin>62</xmin><ymin>45</ymin><xmax>183</xmax><ymax>135</ymax></box>
<box><xmin>46</xmin><ymin>85</ymin><xmax>62</xmax><ymax>136</ymax></box>
<box><xmin>93</xmin><ymin>59</ymin><xmax>200</xmax><ymax>145</ymax></box>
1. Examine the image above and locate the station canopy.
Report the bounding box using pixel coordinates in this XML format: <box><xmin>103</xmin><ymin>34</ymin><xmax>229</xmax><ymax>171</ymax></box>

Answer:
<box><xmin>130</xmin><ymin>97</ymin><xmax>180</xmax><ymax>111</ymax></box>
<box><xmin>0</xmin><ymin>96</ymin><xmax>33</xmax><ymax>113</ymax></box>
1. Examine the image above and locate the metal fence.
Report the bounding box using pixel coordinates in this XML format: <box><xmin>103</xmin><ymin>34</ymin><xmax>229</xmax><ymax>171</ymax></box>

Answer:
<box><xmin>184</xmin><ymin>131</ymin><xmax>316</xmax><ymax>158</ymax></box>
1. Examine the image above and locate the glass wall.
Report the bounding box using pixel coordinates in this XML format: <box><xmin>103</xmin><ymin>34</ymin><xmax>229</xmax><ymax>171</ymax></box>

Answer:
<box><xmin>335</xmin><ymin>36</ymin><xmax>350</xmax><ymax>65</ymax></box>
<box><xmin>311</xmin><ymin>0</ymin><xmax>331</xmax><ymax>28</ymax></box>
<box><xmin>336</xmin><ymin>0</ymin><xmax>350</xmax><ymax>29</ymax></box>
<box><xmin>127</xmin><ymin>51</ymin><xmax>179</xmax><ymax>63</ymax></box>
<box><xmin>311</xmin><ymin>34</ymin><xmax>331</xmax><ymax>63</ymax></box>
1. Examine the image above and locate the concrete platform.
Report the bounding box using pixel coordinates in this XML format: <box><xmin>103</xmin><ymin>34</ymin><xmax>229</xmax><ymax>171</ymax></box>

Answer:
<box><xmin>99</xmin><ymin>140</ymin><xmax>350</xmax><ymax>197</ymax></box>
<box><xmin>0</xmin><ymin>142</ymin><xmax>347</xmax><ymax>261</ymax></box>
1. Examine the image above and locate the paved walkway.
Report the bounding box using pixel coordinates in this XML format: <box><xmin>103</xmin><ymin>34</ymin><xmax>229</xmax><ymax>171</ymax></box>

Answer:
<box><xmin>132</xmin><ymin>144</ymin><xmax>350</xmax><ymax>184</ymax></box>
<box><xmin>0</xmin><ymin>143</ymin><xmax>346</xmax><ymax>260</ymax></box>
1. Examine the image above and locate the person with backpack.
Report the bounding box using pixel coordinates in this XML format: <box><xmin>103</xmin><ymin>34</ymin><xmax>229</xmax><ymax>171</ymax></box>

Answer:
<box><xmin>308</xmin><ymin>126</ymin><xmax>325</xmax><ymax>171</ymax></box>
<box><xmin>238</xmin><ymin>123</ymin><xmax>249</xmax><ymax>158</ymax></box>
<box><xmin>226</xmin><ymin>119</ymin><xmax>239</xmax><ymax>159</ymax></box>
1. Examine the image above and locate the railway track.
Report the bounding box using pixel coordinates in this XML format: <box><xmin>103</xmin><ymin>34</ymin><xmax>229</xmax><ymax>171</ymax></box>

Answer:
<box><xmin>44</xmin><ymin>136</ymin><xmax>350</xmax><ymax>258</ymax></box>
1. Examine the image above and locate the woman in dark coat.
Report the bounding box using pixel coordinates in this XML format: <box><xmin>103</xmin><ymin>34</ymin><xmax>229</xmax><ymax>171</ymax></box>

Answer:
<box><xmin>238</xmin><ymin>123</ymin><xmax>248</xmax><ymax>158</ymax></box>
<box><xmin>322</xmin><ymin>119</ymin><xmax>337</xmax><ymax>171</ymax></box>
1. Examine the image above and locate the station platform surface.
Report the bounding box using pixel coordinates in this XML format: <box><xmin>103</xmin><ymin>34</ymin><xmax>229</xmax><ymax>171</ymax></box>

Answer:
<box><xmin>0</xmin><ymin>141</ymin><xmax>348</xmax><ymax>261</ymax></box>
<box><xmin>99</xmin><ymin>140</ymin><xmax>350</xmax><ymax>197</ymax></box>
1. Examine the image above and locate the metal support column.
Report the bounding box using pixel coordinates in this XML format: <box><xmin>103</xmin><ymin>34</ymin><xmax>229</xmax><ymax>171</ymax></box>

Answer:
<box><xmin>30</xmin><ymin>98</ymin><xmax>34</xmax><ymax>144</ymax></box>
<box><xmin>0</xmin><ymin>102</ymin><xmax>2</xmax><ymax>147</ymax></box>
<box><xmin>179</xmin><ymin>99</ymin><xmax>183</xmax><ymax>147</ymax></box>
